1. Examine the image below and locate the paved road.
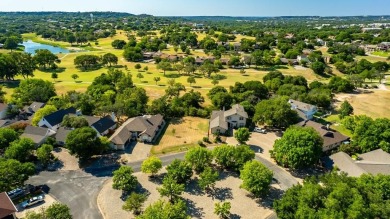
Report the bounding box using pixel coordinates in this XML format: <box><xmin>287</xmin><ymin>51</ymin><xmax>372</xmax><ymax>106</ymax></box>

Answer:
<box><xmin>27</xmin><ymin>170</ymin><xmax>107</xmax><ymax>219</ymax></box>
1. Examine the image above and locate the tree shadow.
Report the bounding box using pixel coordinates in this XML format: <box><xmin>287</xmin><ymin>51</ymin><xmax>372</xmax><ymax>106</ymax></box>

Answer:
<box><xmin>255</xmin><ymin>186</ymin><xmax>284</xmax><ymax>210</ymax></box>
<box><xmin>0</xmin><ymin>80</ymin><xmax>20</xmax><ymax>89</ymax></box>
<box><xmin>149</xmin><ymin>173</ymin><xmax>166</xmax><ymax>185</ymax></box>
<box><xmin>212</xmin><ymin>187</ymin><xmax>233</xmax><ymax>201</ymax></box>
<box><xmin>185</xmin><ymin>178</ymin><xmax>203</xmax><ymax>196</ymax></box>
<box><xmin>39</xmin><ymin>67</ymin><xmax>66</xmax><ymax>73</ymax></box>
<box><xmin>169</xmin><ymin>117</ymin><xmax>184</xmax><ymax>125</ymax></box>
<box><xmin>185</xmin><ymin>198</ymin><xmax>205</xmax><ymax>218</ymax></box>
<box><xmin>164</xmin><ymin>74</ymin><xmax>181</xmax><ymax>78</ymax></box>
<box><xmin>289</xmin><ymin>167</ymin><xmax>326</xmax><ymax>180</ymax></box>
<box><xmin>218</xmin><ymin>170</ymin><xmax>239</xmax><ymax>181</ymax></box>
<box><xmin>192</xmin><ymin>86</ymin><xmax>202</xmax><ymax>89</ymax></box>
<box><xmin>230</xmin><ymin>214</ymin><xmax>242</xmax><ymax>219</ymax></box>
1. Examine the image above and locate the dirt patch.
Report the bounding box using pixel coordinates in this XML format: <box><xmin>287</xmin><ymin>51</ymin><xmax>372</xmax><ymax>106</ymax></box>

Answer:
<box><xmin>152</xmin><ymin>117</ymin><xmax>209</xmax><ymax>154</ymax></box>
<box><xmin>97</xmin><ymin>170</ymin><xmax>276</xmax><ymax>219</ymax></box>
<box><xmin>334</xmin><ymin>89</ymin><xmax>390</xmax><ymax>118</ymax></box>
<box><xmin>52</xmin><ymin>148</ymin><xmax>80</xmax><ymax>171</ymax></box>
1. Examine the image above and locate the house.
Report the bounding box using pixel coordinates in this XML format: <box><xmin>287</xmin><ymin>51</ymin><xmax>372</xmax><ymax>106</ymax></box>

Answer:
<box><xmin>21</xmin><ymin>125</ymin><xmax>56</xmax><ymax>146</ymax></box>
<box><xmin>280</xmin><ymin>58</ymin><xmax>298</xmax><ymax>65</ymax></box>
<box><xmin>109</xmin><ymin>114</ymin><xmax>165</xmax><ymax>150</ymax></box>
<box><xmin>38</xmin><ymin>107</ymin><xmax>76</xmax><ymax>130</ymax></box>
<box><xmin>297</xmin><ymin>55</ymin><xmax>310</xmax><ymax>63</ymax></box>
<box><xmin>23</xmin><ymin>102</ymin><xmax>46</xmax><ymax>115</ymax></box>
<box><xmin>297</xmin><ymin>120</ymin><xmax>350</xmax><ymax>152</ymax></box>
<box><xmin>323</xmin><ymin>149</ymin><xmax>390</xmax><ymax>177</ymax></box>
<box><xmin>210</xmin><ymin>104</ymin><xmax>248</xmax><ymax>134</ymax></box>
<box><xmin>0</xmin><ymin>103</ymin><xmax>8</xmax><ymax>120</ymax></box>
<box><xmin>55</xmin><ymin>127</ymin><xmax>72</xmax><ymax>146</ymax></box>
<box><xmin>364</xmin><ymin>45</ymin><xmax>378</xmax><ymax>53</ymax></box>
<box><xmin>378</xmin><ymin>42</ymin><xmax>390</xmax><ymax>51</ymax></box>
<box><xmin>195</xmin><ymin>57</ymin><xmax>215</xmax><ymax>65</ymax></box>
<box><xmin>0</xmin><ymin>192</ymin><xmax>17</xmax><ymax>219</ymax></box>
<box><xmin>288</xmin><ymin>99</ymin><xmax>317</xmax><ymax>120</ymax></box>
<box><xmin>84</xmin><ymin>115</ymin><xmax>116</xmax><ymax>136</ymax></box>
<box><xmin>219</xmin><ymin>58</ymin><xmax>230</xmax><ymax>65</ymax></box>
<box><xmin>233</xmin><ymin>43</ymin><xmax>241</xmax><ymax>51</ymax></box>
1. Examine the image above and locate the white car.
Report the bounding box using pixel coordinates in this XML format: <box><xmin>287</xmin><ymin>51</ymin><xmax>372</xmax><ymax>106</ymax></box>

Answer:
<box><xmin>254</xmin><ymin>127</ymin><xmax>267</xmax><ymax>134</ymax></box>
<box><xmin>21</xmin><ymin>195</ymin><xmax>44</xmax><ymax>208</ymax></box>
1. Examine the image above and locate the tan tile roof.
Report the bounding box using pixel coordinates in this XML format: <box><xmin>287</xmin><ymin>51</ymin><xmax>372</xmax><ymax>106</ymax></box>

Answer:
<box><xmin>0</xmin><ymin>192</ymin><xmax>17</xmax><ymax>218</ymax></box>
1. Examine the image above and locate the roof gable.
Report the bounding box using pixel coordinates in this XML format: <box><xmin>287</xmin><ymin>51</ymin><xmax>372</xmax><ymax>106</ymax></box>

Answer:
<box><xmin>0</xmin><ymin>192</ymin><xmax>17</xmax><ymax>218</ymax></box>
<box><xmin>43</xmin><ymin>107</ymin><xmax>76</xmax><ymax>126</ymax></box>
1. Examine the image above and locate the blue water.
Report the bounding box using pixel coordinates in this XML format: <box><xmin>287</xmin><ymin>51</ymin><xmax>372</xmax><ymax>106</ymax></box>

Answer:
<box><xmin>21</xmin><ymin>40</ymin><xmax>69</xmax><ymax>55</ymax></box>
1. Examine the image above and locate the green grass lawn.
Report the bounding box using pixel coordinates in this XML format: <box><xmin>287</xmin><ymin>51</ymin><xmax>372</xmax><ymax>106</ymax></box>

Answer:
<box><xmin>372</xmin><ymin>51</ymin><xmax>390</xmax><ymax>58</ymax></box>
<box><xmin>323</xmin><ymin>114</ymin><xmax>352</xmax><ymax>137</ymax></box>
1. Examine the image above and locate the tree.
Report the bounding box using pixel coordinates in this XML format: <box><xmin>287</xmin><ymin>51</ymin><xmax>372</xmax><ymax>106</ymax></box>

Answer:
<box><xmin>112</xmin><ymin>39</ymin><xmax>127</xmax><ymax>49</ymax></box>
<box><xmin>154</xmin><ymin>77</ymin><xmax>161</xmax><ymax>85</ymax></box>
<box><xmin>339</xmin><ymin>100</ymin><xmax>354</xmax><ymax>119</ymax></box>
<box><xmin>214</xmin><ymin>202</ymin><xmax>231</xmax><ymax>219</ymax></box>
<box><xmin>166</xmin><ymin>159</ymin><xmax>193</xmax><ymax>184</ymax></box>
<box><xmin>32</xmin><ymin>105</ymin><xmax>57</xmax><ymax>126</ymax></box>
<box><xmin>71</xmin><ymin>74</ymin><xmax>79</xmax><ymax>82</ymax></box>
<box><xmin>254</xmin><ymin>96</ymin><xmax>299</xmax><ymax>128</ymax></box>
<box><xmin>137</xmin><ymin>72</ymin><xmax>144</xmax><ymax>81</ymax></box>
<box><xmin>211</xmin><ymin>92</ymin><xmax>233</xmax><ymax>110</ymax></box>
<box><xmin>272</xmin><ymin>126</ymin><xmax>323</xmax><ymax>169</ymax></box>
<box><xmin>66</xmin><ymin>127</ymin><xmax>107</xmax><ymax>160</ymax></box>
<box><xmin>234</xmin><ymin>128</ymin><xmax>251</xmax><ymax>144</ymax></box>
<box><xmin>5</xmin><ymin>138</ymin><xmax>35</xmax><ymax>162</ymax></box>
<box><xmin>157</xmin><ymin>175</ymin><xmax>185</xmax><ymax>203</ymax></box>
<box><xmin>199</xmin><ymin>62</ymin><xmax>219</xmax><ymax>78</ymax></box>
<box><xmin>185</xmin><ymin>147</ymin><xmax>213</xmax><ymax>172</ymax></box>
<box><xmin>36</xmin><ymin>144</ymin><xmax>53</xmax><ymax>166</ymax></box>
<box><xmin>141</xmin><ymin>156</ymin><xmax>162</xmax><ymax>177</ymax></box>
<box><xmin>311</xmin><ymin>61</ymin><xmax>326</xmax><ymax>75</ymax></box>
<box><xmin>62</xmin><ymin>115</ymin><xmax>89</xmax><ymax>128</ymax></box>
<box><xmin>137</xmin><ymin>199</ymin><xmax>188</xmax><ymax>219</ymax></box>
<box><xmin>0</xmin><ymin>128</ymin><xmax>19</xmax><ymax>149</ymax></box>
<box><xmin>0</xmin><ymin>159</ymin><xmax>35</xmax><ymax>192</ymax></box>
<box><xmin>143</xmin><ymin>66</ymin><xmax>149</xmax><ymax>72</ymax></box>
<box><xmin>328</xmin><ymin>76</ymin><xmax>355</xmax><ymax>93</ymax></box>
<box><xmin>11</xmin><ymin>52</ymin><xmax>37</xmax><ymax>79</ymax></box>
<box><xmin>12</xmin><ymin>78</ymin><xmax>56</xmax><ymax>104</ymax></box>
<box><xmin>135</xmin><ymin>63</ymin><xmax>142</xmax><ymax>71</ymax></box>
<box><xmin>123</xmin><ymin>192</ymin><xmax>147</xmax><ymax>215</ymax></box>
<box><xmin>3</xmin><ymin>37</ymin><xmax>19</xmax><ymax>51</ymax></box>
<box><xmin>240</xmin><ymin>160</ymin><xmax>273</xmax><ymax>197</ymax></box>
<box><xmin>102</xmin><ymin>53</ymin><xmax>118</xmax><ymax>66</ymax></box>
<box><xmin>212</xmin><ymin>79</ymin><xmax>219</xmax><ymax>86</ymax></box>
<box><xmin>51</xmin><ymin>72</ymin><xmax>58</xmax><ymax>82</ymax></box>
<box><xmin>198</xmin><ymin>167</ymin><xmax>219</xmax><ymax>192</ymax></box>
<box><xmin>45</xmin><ymin>203</ymin><xmax>72</xmax><ymax>219</ymax></box>
<box><xmin>157</xmin><ymin>60</ymin><xmax>172</xmax><ymax>76</ymax></box>
<box><xmin>112</xmin><ymin>166</ymin><xmax>139</xmax><ymax>192</ymax></box>
<box><xmin>187</xmin><ymin>76</ymin><xmax>196</xmax><ymax>86</ymax></box>
<box><xmin>34</xmin><ymin>49</ymin><xmax>60</xmax><ymax>69</ymax></box>
<box><xmin>123</xmin><ymin>46</ymin><xmax>143</xmax><ymax>62</ymax></box>
<box><xmin>74</xmin><ymin>54</ymin><xmax>101</xmax><ymax>71</ymax></box>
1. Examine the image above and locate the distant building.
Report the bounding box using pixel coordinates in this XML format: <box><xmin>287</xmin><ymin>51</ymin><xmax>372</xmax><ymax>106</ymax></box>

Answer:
<box><xmin>288</xmin><ymin>99</ymin><xmax>318</xmax><ymax>120</ymax></box>
<box><xmin>324</xmin><ymin>149</ymin><xmax>390</xmax><ymax>177</ymax></box>
<box><xmin>210</xmin><ymin>104</ymin><xmax>248</xmax><ymax>134</ymax></box>
<box><xmin>297</xmin><ymin>55</ymin><xmax>309</xmax><ymax>63</ymax></box>
<box><xmin>0</xmin><ymin>43</ymin><xmax>4</xmax><ymax>49</ymax></box>
<box><xmin>109</xmin><ymin>115</ymin><xmax>165</xmax><ymax>150</ymax></box>
<box><xmin>296</xmin><ymin>120</ymin><xmax>349</xmax><ymax>152</ymax></box>
<box><xmin>23</xmin><ymin>102</ymin><xmax>46</xmax><ymax>116</ymax></box>
<box><xmin>378</xmin><ymin>42</ymin><xmax>390</xmax><ymax>51</ymax></box>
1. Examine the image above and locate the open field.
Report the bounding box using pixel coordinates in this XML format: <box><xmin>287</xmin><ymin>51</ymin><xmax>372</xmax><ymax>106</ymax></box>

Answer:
<box><xmin>371</xmin><ymin>51</ymin><xmax>390</xmax><ymax>58</ymax></box>
<box><xmin>334</xmin><ymin>89</ymin><xmax>390</xmax><ymax>119</ymax></box>
<box><xmin>98</xmin><ymin>170</ymin><xmax>276</xmax><ymax>219</ymax></box>
<box><xmin>151</xmin><ymin>117</ymin><xmax>210</xmax><ymax>155</ymax></box>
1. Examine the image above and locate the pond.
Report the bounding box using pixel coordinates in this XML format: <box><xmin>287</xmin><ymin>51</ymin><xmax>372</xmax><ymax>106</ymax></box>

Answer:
<box><xmin>21</xmin><ymin>40</ymin><xmax>69</xmax><ymax>55</ymax></box>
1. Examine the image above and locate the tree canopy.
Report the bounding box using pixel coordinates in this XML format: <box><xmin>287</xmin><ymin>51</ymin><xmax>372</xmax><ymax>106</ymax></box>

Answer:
<box><xmin>12</xmin><ymin>79</ymin><xmax>56</xmax><ymax>104</ymax></box>
<box><xmin>240</xmin><ymin>160</ymin><xmax>273</xmax><ymax>197</ymax></box>
<box><xmin>66</xmin><ymin>127</ymin><xmax>107</xmax><ymax>160</ymax></box>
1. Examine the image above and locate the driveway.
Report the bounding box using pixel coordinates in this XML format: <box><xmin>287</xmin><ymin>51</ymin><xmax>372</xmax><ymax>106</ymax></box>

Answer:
<box><xmin>120</xmin><ymin>141</ymin><xmax>153</xmax><ymax>163</ymax></box>
<box><xmin>26</xmin><ymin>170</ymin><xmax>107</xmax><ymax>219</ymax></box>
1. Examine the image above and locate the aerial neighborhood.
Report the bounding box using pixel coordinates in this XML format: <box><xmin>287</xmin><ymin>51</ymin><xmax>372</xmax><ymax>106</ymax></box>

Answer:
<box><xmin>0</xmin><ymin>6</ymin><xmax>390</xmax><ymax>219</ymax></box>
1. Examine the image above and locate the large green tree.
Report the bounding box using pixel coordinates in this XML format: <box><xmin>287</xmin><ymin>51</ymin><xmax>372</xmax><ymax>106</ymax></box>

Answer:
<box><xmin>66</xmin><ymin>127</ymin><xmax>107</xmax><ymax>160</ymax></box>
<box><xmin>198</xmin><ymin>167</ymin><xmax>219</xmax><ymax>192</ymax></box>
<box><xmin>112</xmin><ymin>166</ymin><xmax>139</xmax><ymax>192</ymax></box>
<box><xmin>34</xmin><ymin>49</ymin><xmax>61</xmax><ymax>69</ymax></box>
<box><xmin>123</xmin><ymin>192</ymin><xmax>147</xmax><ymax>215</ymax></box>
<box><xmin>5</xmin><ymin>138</ymin><xmax>35</xmax><ymax>162</ymax></box>
<box><xmin>213</xmin><ymin>145</ymin><xmax>255</xmax><ymax>171</ymax></box>
<box><xmin>339</xmin><ymin>100</ymin><xmax>354</xmax><ymax>119</ymax></box>
<box><xmin>141</xmin><ymin>156</ymin><xmax>162</xmax><ymax>177</ymax></box>
<box><xmin>272</xmin><ymin>126</ymin><xmax>323</xmax><ymax>169</ymax></box>
<box><xmin>240</xmin><ymin>160</ymin><xmax>273</xmax><ymax>197</ymax></box>
<box><xmin>166</xmin><ymin>159</ymin><xmax>193</xmax><ymax>184</ymax></box>
<box><xmin>253</xmin><ymin>96</ymin><xmax>300</xmax><ymax>128</ymax></box>
<box><xmin>32</xmin><ymin>105</ymin><xmax>57</xmax><ymax>126</ymax></box>
<box><xmin>157</xmin><ymin>175</ymin><xmax>185</xmax><ymax>203</ymax></box>
<box><xmin>137</xmin><ymin>199</ymin><xmax>189</xmax><ymax>219</ymax></box>
<box><xmin>234</xmin><ymin>127</ymin><xmax>251</xmax><ymax>145</ymax></box>
<box><xmin>12</xmin><ymin>78</ymin><xmax>56</xmax><ymax>104</ymax></box>
<box><xmin>185</xmin><ymin>147</ymin><xmax>213</xmax><ymax>173</ymax></box>
<box><xmin>0</xmin><ymin>128</ymin><xmax>19</xmax><ymax>149</ymax></box>
<box><xmin>37</xmin><ymin>144</ymin><xmax>54</xmax><ymax>166</ymax></box>
<box><xmin>0</xmin><ymin>159</ymin><xmax>35</xmax><ymax>192</ymax></box>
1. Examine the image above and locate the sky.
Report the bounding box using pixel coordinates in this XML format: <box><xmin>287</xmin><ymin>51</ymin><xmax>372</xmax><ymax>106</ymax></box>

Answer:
<box><xmin>1</xmin><ymin>0</ymin><xmax>390</xmax><ymax>16</ymax></box>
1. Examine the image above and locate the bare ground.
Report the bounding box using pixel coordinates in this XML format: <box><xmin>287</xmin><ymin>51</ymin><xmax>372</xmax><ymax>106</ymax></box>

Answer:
<box><xmin>97</xmin><ymin>170</ymin><xmax>276</xmax><ymax>219</ymax></box>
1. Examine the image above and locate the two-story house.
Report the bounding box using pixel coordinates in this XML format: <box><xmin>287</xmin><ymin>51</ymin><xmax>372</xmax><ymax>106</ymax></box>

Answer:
<box><xmin>210</xmin><ymin>104</ymin><xmax>248</xmax><ymax>134</ymax></box>
<box><xmin>288</xmin><ymin>99</ymin><xmax>318</xmax><ymax>120</ymax></box>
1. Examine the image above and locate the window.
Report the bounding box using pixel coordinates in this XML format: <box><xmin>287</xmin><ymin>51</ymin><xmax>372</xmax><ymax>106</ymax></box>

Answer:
<box><xmin>227</xmin><ymin>116</ymin><xmax>231</xmax><ymax>120</ymax></box>
<box><xmin>239</xmin><ymin>117</ymin><xmax>244</xmax><ymax>120</ymax></box>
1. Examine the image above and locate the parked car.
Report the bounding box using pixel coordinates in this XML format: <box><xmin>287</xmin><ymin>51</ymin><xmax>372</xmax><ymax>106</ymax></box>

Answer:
<box><xmin>21</xmin><ymin>195</ymin><xmax>44</xmax><ymax>208</ymax></box>
<box><xmin>7</xmin><ymin>188</ymin><xmax>24</xmax><ymax>200</ymax></box>
<box><xmin>254</xmin><ymin>127</ymin><xmax>267</xmax><ymax>134</ymax></box>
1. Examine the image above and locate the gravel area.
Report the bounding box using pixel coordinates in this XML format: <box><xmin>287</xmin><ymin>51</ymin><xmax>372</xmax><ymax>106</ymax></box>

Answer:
<box><xmin>52</xmin><ymin>148</ymin><xmax>80</xmax><ymax>171</ymax></box>
<box><xmin>98</xmin><ymin>170</ymin><xmax>275</xmax><ymax>219</ymax></box>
